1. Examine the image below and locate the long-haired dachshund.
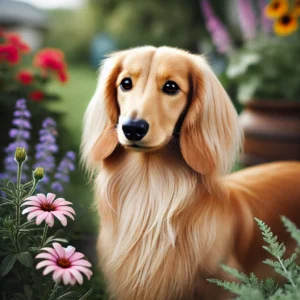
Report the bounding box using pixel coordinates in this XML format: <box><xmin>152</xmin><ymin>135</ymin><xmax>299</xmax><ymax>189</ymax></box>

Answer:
<box><xmin>81</xmin><ymin>46</ymin><xmax>300</xmax><ymax>300</ymax></box>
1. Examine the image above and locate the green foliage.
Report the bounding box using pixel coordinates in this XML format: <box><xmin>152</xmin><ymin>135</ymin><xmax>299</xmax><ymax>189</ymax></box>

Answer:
<box><xmin>88</xmin><ymin>0</ymin><xmax>212</xmax><ymax>52</ymax></box>
<box><xmin>0</xmin><ymin>149</ymin><xmax>94</xmax><ymax>299</ymax></box>
<box><xmin>208</xmin><ymin>217</ymin><xmax>300</xmax><ymax>299</ymax></box>
<box><xmin>227</xmin><ymin>34</ymin><xmax>300</xmax><ymax>103</ymax></box>
<box><xmin>45</xmin><ymin>8</ymin><xmax>96</xmax><ymax>63</ymax></box>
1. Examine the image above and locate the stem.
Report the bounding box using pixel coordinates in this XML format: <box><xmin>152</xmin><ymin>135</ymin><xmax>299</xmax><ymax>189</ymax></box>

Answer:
<box><xmin>48</xmin><ymin>280</ymin><xmax>60</xmax><ymax>300</ymax></box>
<box><xmin>21</xmin><ymin>180</ymin><xmax>39</xmax><ymax>204</ymax></box>
<box><xmin>15</xmin><ymin>162</ymin><xmax>23</xmax><ymax>252</ymax></box>
<box><xmin>16</xmin><ymin>162</ymin><xmax>22</xmax><ymax>228</ymax></box>
<box><xmin>278</xmin><ymin>257</ymin><xmax>296</xmax><ymax>287</ymax></box>
<box><xmin>41</xmin><ymin>224</ymin><xmax>48</xmax><ymax>248</ymax></box>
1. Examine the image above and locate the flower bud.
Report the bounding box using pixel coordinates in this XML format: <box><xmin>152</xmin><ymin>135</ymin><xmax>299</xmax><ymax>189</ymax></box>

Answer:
<box><xmin>14</xmin><ymin>147</ymin><xmax>27</xmax><ymax>164</ymax></box>
<box><xmin>33</xmin><ymin>167</ymin><xmax>44</xmax><ymax>181</ymax></box>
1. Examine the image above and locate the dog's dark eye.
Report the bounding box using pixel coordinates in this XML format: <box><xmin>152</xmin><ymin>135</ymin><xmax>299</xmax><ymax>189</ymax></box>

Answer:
<box><xmin>120</xmin><ymin>78</ymin><xmax>132</xmax><ymax>91</ymax></box>
<box><xmin>162</xmin><ymin>81</ymin><xmax>180</xmax><ymax>95</ymax></box>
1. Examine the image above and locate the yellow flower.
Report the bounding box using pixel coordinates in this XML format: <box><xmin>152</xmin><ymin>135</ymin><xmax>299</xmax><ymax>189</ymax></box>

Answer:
<box><xmin>15</xmin><ymin>147</ymin><xmax>27</xmax><ymax>164</ymax></box>
<box><xmin>294</xmin><ymin>0</ymin><xmax>300</xmax><ymax>16</ymax></box>
<box><xmin>274</xmin><ymin>13</ymin><xmax>298</xmax><ymax>35</ymax></box>
<box><xmin>265</xmin><ymin>0</ymin><xmax>289</xmax><ymax>18</ymax></box>
<box><xmin>33</xmin><ymin>167</ymin><xmax>44</xmax><ymax>181</ymax></box>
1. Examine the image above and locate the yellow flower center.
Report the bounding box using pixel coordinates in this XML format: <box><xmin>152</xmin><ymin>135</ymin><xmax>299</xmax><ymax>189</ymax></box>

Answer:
<box><xmin>57</xmin><ymin>258</ymin><xmax>71</xmax><ymax>268</ymax></box>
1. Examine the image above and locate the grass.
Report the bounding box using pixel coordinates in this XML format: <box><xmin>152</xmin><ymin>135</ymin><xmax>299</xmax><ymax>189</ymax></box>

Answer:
<box><xmin>44</xmin><ymin>64</ymin><xmax>109</xmax><ymax>298</ymax></box>
<box><xmin>44</xmin><ymin>63</ymin><xmax>99</xmax><ymax>234</ymax></box>
<box><xmin>46</xmin><ymin>64</ymin><xmax>98</xmax><ymax>146</ymax></box>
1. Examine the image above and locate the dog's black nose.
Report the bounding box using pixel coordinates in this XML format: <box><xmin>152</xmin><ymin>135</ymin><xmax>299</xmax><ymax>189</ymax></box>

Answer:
<box><xmin>122</xmin><ymin>119</ymin><xmax>149</xmax><ymax>141</ymax></box>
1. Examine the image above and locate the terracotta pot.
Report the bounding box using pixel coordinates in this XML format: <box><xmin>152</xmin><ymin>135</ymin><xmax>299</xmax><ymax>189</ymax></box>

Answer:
<box><xmin>239</xmin><ymin>100</ymin><xmax>300</xmax><ymax>166</ymax></box>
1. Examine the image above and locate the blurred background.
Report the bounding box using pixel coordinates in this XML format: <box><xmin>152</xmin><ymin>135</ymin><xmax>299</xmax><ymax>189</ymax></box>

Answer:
<box><xmin>0</xmin><ymin>0</ymin><xmax>299</xmax><ymax>298</ymax></box>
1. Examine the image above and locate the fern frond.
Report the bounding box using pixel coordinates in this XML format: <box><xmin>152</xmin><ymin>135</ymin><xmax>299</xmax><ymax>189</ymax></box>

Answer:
<box><xmin>207</xmin><ymin>279</ymin><xmax>254</xmax><ymax>295</ymax></box>
<box><xmin>255</xmin><ymin>218</ymin><xmax>296</xmax><ymax>287</ymax></box>
<box><xmin>281</xmin><ymin>216</ymin><xmax>300</xmax><ymax>247</ymax></box>
<box><xmin>220</xmin><ymin>264</ymin><xmax>250</xmax><ymax>284</ymax></box>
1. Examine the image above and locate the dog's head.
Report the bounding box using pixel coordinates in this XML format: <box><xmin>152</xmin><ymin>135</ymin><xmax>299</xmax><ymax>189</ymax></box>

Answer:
<box><xmin>82</xmin><ymin>46</ymin><xmax>242</xmax><ymax>175</ymax></box>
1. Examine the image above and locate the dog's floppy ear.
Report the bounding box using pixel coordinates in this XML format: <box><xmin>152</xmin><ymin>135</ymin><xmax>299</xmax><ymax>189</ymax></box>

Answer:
<box><xmin>81</xmin><ymin>52</ymin><xmax>123</xmax><ymax>173</ymax></box>
<box><xmin>180</xmin><ymin>56</ymin><xmax>243</xmax><ymax>175</ymax></box>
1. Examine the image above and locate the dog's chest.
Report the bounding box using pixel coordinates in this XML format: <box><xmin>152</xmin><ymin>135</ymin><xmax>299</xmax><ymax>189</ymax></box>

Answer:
<box><xmin>96</xmin><ymin>153</ymin><xmax>202</xmax><ymax>299</ymax></box>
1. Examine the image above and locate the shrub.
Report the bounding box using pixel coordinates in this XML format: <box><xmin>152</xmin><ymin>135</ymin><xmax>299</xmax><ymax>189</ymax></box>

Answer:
<box><xmin>208</xmin><ymin>217</ymin><xmax>300</xmax><ymax>299</ymax></box>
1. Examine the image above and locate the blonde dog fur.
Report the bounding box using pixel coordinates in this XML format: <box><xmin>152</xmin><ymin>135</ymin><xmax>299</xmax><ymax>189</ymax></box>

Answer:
<box><xmin>81</xmin><ymin>46</ymin><xmax>300</xmax><ymax>300</ymax></box>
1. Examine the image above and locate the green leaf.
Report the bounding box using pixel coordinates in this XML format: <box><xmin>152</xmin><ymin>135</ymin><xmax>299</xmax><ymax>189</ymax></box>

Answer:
<box><xmin>237</xmin><ymin>77</ymin><xmax>260</xmax><ymax>104</ymax></box>
<box><xmin>17</xmin><ymin>252</ymin><xmax>33</xmax><ymax>268</ymax></box>
<box><xmin>46</xmin><ymin>236</ymin><xmax>68</xmax><ymax>245</ymax></box>
<box><xmin>78</xmin><ymin>286</ymin><xmax>95</xmax><ymax>300</ymax></box>
<box><xmin>0</xmin><ymin>187</ymin><xmax>13</xmax><ymax>197</ymax></box>
<box><xmin>227</xmin><ymin>52</ymin><xmax>261</xmax><ymax>79</ymax></box>
<box><xmin>0</xmin><ymin>254</ymin><xmax>17</xmax><ymax>276</ymax></box>
<box><xmin>23</xmin><ymin>285</ymin><xmax>33</xmax><ymax>300</ymax></box>
<box><xmin>281</xmin><ymin>216</ymin><xmax>300</xmax><ymax>246</ymax></box>
<box><xmin>57</xmin><ymin>291</ymin><xmax>82</xmax><ymax>299</ymax></box>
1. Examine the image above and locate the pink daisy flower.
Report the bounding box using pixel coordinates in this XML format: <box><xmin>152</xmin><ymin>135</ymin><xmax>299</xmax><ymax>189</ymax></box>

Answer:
<box><xmin>21</xmin><ymin>193</ymin><xmax>75</xmax><ymax>227</ymax></box>
<box><xmin>36</xmin><ymin>242</ymin><xmax>93</xmax><ymax>285</ymax></box>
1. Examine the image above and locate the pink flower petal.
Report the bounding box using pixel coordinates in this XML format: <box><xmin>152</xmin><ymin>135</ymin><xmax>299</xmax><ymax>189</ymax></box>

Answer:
<box><xmin>60</xmin><ymin>211</ymin><xmax>75</xmax><ymax>220</ymax></box>
<box><xmin>65</xmin><ymin>246</ymin><xmax>76</xmax><ymax>259</ymax></box>
<box><xmin>43</xmin><ymin>265</ymin><xmax>57</xmax><ymax>275</ymax></box>
<box><xmin>53</xmin><ymin>243</ymin><xmax>65</xmax><ymax>258</ymax></box>
<box><xmin>71</xmin><ymin>259</ymin><xmax>91</xmax><ymax>267</ymax></box>
<box><xmin>72</xmin><ymin>266</ymin><xmax>93</xmax><ymax>279</ymax></box>
<box><xmin>36</xmin><ymin>193</ymin><xmax>47</xmax><ymax>203</ymax></box>
<box><xmin>53</xmin><ymin>199</ymin><xmax>73</xmax><ymax>206</ymax></box>
<box><xmin>22</xmin><ymin>207</ymin><xmax>39</xmax><ymax>214</ymax></box>
<box><xmin>52</xmin><ymin>211</ymin><xmax>68</xmax><ymax>226</ymax></box>
<box><xmin>70</xmin><ymin>275</ymin><xmax>77</xmax><ymax>286</ymax></box>
<box><xmin>36</xmin><ymin>260</ymin><xmax>56</xmax><ymax>269</ymax></box>
<box><xmin>53</xmin><ymin>197</ymin><xmax>67</xmax><ymax>203</ymax></box>
<box><xmin>24</xmin><ymin>196</ymin><xmax>40</xmax><ymax>202</ymax></box>
<box><xmin>56</xmin><ymin>206</ymin><xmax>75</xmax><ymax>215</ymax></box>
<box><xmin>69</xmin><ymin>268</ymin><xmax>83</xmax><ymax>285</ymax></box>
<box><xmin>41</xmin><ymin>247</ymin><xmax>59</xmax><ymax>259</ymax></box>
<box><xmin>53</xmin><ymin>268</ymin><xmax>64</xmax><ymax>282</ymax></box>
<box><xmin>62</xmin><ymin>269</ymin><xmax>71</xmax><ymax>285</ymax></box>
<box><xmin>36</xmin><ymin>252</ymin><xmax>57</xmax><ymax>261</ymax></box>
<box><xmin>45</xmin><ymin>213</ymin><xmax>55</xmax><ymax>227</ymax></box>
<box><xmin>36</xmin><ymin>211</ymin><xmax>49</xmax><ymax>225</ymax></box>
<box><xmin>69</xmin><ymin>252</ymin><xmax>85</xmax><ymax>262</ymax></box>
<box><xmin>27</xmin><ymin>210</ymin><xmax>43</xmax><ymax>221</ymax></box>
<box><xmin>47</xmin><ymin>193</ymin><xmax>56</xmax><ymax>203</ymax></box>
<box><xmin>21</xmin><ymin>200</ymin><xmax>41</xmax><ymax>207</ymax></box>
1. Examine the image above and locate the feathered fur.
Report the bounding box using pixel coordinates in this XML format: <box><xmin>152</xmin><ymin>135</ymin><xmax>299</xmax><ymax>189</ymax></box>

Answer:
<box><xmin>81</xmin><ymin>46</ymin><xmax>300</xmax><ymax>299</ymax></box>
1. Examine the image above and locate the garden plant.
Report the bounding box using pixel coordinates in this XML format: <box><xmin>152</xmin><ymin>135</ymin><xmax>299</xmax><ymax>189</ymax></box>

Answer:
<box><xmin>209</xmin><ymin>217</ymin><xmax>300</xmax><ymax>299</ymax></box>
<box><xmin>201</xmin><ymin>0</ymin><xmax>300</xmax><ymax>103</ymax></box>
<box><xmin>0</xmin><ymin>100</ymin><xmax>94</xmax><ymax>299</ymax></box>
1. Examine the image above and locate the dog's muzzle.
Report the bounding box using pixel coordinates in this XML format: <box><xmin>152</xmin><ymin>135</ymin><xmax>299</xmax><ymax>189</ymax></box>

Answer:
<box><xmin>122</xmin><ymin>119</ymin><xmax>149</xmax><ymax>141</ymax></box>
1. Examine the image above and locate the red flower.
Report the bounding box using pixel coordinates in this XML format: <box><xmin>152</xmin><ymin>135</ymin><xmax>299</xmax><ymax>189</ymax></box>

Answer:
<box><xmin>57</xmin><ymin>70</ymin><xmax>68</xmax><ymax>83</ymax></box>
<box><xmin>17</xmin><ymin>70</ymin><xmax>34</xmax><ymax>85</ymax></box>
<box><xmin>34</xmin><ymin>48</ymin><xmax>68</xmax><ymax>83</ymax></box>
<box><xmin>29</xmin><ymin>90</ymin><xmax>44</xmax><ymax>102</ymax></box>
<box><xmin>5</xmin><ymin>33</ymin><xmax>31</xmax><ymax>53</ymax></box>
<box><xmin>0</xmin><ymin>44</ymin><xmax>19</xmax><ymax>64</ymax></box>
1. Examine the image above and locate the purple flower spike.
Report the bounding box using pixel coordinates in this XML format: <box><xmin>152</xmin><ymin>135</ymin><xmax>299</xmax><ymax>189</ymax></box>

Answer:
<box><xmin>51</xmin><ymin>151</ymin><xmax>76</xmax><ymax>193</ymax></box>
<box><xmin>200</xmin><ymin>0</ymin><xmax>233</xmax><ymax>54</ymax></box>
<box><xmin>238</xmin><ymin>0</ymin><xmax>257</xmax><ymax>40</ymax></box>
<box><xmin>0</xmin><ymin>99</ymin><xmax>31</xmax><ymax>182</ymax></box>
<box><xmin>259</xmin><ymin>0</ymin><xmax>273</xmax><ymax>34</ymax></box>
<box><xmin>34</xmin><ymin>117</ymin><xmax>59</xmax><ymax>190</ymax></box>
